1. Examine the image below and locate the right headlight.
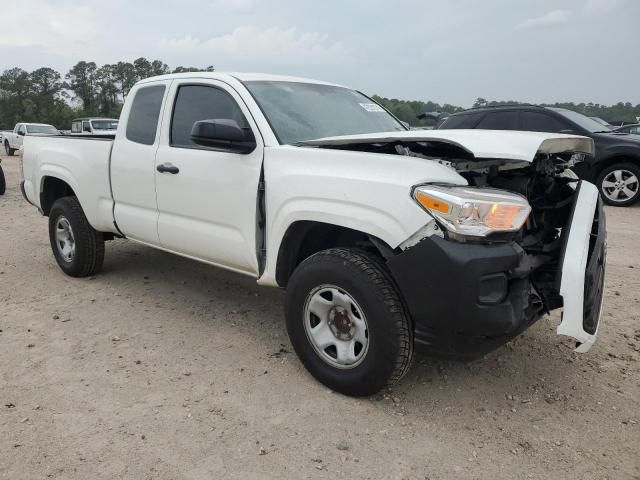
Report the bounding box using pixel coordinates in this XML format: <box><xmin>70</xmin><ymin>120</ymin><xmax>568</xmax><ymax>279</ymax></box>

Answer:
<box><xmin>412</xmin><ymin>185</ymin><xmax>531</xmax><ymax>238</ymax></box>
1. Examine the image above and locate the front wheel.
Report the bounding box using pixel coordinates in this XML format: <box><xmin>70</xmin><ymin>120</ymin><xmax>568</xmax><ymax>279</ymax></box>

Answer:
<box><xmin>4</xmin><ymin>141</ymin><xmax>15</xmax><ymax>156</ymax></box>
<box><xmin>48</xmin><ymin>197</ymin><xmax>105</xmax><ymax>277</ymax></box>
<box><xmin>597</xmin><ymin>162</ymin><xmax>640</xmax><ymax>206</ymax></box>
<box><xmin>285</xmin><ymin>248</ymin><xmax>413</xmax><ymax>396</ymax></box>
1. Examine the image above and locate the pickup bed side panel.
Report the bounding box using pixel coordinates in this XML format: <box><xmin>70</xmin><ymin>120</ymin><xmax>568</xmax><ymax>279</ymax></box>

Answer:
<box><xmin>22</xmin><ymin>136</ymin><xmax>118</xmax><ymax>233</ymax></box>
<box><xmin>258</xmin><ymin>146</ymin><xmax>467</xmax><ymax>287</ymax></box>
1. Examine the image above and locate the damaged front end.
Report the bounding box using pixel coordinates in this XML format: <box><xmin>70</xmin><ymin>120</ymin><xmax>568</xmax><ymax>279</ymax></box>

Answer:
<box><xmin>306</xmin><ymin>132</ymin><xmax>606</xmax><ymax>357</ymax></box>
<box><xmin>388</xmin><ymin>149</ymin><xmax>605</xmax><ymax>358</ymax></box>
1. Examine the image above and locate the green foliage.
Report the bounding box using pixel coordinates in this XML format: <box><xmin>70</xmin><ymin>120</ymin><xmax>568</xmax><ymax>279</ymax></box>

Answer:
<box><xmin>0</xmin><ymin>59</ymin><xmax>214</xmax><ymax>129</ymax></box>
<box><xmin>469</xmin><ymin>97</ymin><xmax>640</xmax><ymax>123</ymax></box>
<box><xmin>375</xmin><ymin>95</ymin><xmax>640</xmax><ymax>126</ymax></box>
<box><xmin>1</xmin><ymin>59</ymin><xmax>638</xmax><ymax>129</ymax></box>
<box><xmin>372</xmin><ymin>95</ymin><xmax>465</xmax><ymax>127</ymax></box>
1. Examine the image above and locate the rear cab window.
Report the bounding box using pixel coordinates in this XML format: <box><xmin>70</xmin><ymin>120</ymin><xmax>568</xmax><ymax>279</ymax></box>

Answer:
<box><xmin>126</xmin><ymin>85</ymin><xmax>166</xmax><ymax>145</ymax></box>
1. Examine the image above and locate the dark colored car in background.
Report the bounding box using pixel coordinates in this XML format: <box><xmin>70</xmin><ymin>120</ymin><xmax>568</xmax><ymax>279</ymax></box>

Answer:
<box><xmin>614</xmin><ymin>124</ymin><xmax>640</xmax><ymax>135</ymax></box>
<box><xmin>438</xmin><ymin>105</ymin><xmax>640</xmax><ymax>206</ymax></box>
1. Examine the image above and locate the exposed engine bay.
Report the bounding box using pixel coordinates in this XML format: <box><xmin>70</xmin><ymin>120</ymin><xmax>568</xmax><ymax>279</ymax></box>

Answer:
<box><xmin>316</xmin><ymin>139</ymin><xmax>586</xmax><ymax>316</ymax></box>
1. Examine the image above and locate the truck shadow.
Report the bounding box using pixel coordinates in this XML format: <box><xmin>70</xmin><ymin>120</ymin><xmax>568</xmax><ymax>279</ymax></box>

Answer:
<box><xmin>100</xmin><ymin>238</ymin><xmax>606</xmax><ymax>408</ymax></box>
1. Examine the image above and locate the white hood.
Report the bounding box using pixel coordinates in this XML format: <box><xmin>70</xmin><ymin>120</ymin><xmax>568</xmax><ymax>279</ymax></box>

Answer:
<box><xmin>303</xmin><ymin>129</ymin><xmax>595</xmax><ymax>162</ymax></box>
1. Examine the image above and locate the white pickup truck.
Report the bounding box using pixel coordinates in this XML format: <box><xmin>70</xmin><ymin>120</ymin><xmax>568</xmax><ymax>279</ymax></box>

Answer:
<box><xmin>3</xmin><ymin>122</ymin><xmax>58</xmax><ymax>156</ymax></box>
<box><xmin>71</xmin><ymin>118</ymin><xmax>119</xmax><ymax>136</ymax></box>
<box><xmin>21</xmin><ymin>72</ymin><xmax>606</xmax><ymax>396</ymax></box>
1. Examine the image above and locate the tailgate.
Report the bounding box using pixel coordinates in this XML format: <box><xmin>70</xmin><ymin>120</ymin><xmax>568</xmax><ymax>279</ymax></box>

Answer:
<box><xmin>557</xmin><ymin>181</ymin><xmax>607</xmax><ymax>352</ymax></box>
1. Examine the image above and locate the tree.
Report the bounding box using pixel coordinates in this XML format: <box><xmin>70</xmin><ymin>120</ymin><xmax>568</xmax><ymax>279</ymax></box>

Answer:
<box><xmin>95</xmin><ymin>65</ymin><xmax>120</xmax><ymax>115</ymax></box>
<box><xmin>112</xmin><ymin>61</ymin><xmax>138</xmax><ymax>99</ymax></box>
<box><xmin>172</xmin><ymin>65</ymin><xmax>215</xmax><ymax>73</ymax></box>
<box><xmin>65</xmin><ymin>61</ymin><xmax>98</xmax><ymax>113</ymax></box>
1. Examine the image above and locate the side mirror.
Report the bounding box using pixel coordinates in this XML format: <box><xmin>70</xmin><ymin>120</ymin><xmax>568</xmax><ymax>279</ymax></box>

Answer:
<box><xmin>191</xmin><ymin>119</ymin><xmax>256</xmax><ymax>154</ymax></box>
<box><xmin>18</xmin><ymin>130</ymin><xmax>25</xmax><ymax>136</ymax></box>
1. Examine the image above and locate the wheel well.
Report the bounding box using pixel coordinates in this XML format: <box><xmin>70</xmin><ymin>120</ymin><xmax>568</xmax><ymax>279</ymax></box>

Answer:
<box><xmin>40</xmin><ymin>177</ymin><xmax>76</xmax><ymax>216</ymax></box>
<box><xmin>594</xmin><ymin>155</ymin><xmax>640</xmax><ymax>178</ymax></box>
<box><xmin>275</xmin><ymin>221</ymin><xmax>395</xmax><ymax>287</ymax></box>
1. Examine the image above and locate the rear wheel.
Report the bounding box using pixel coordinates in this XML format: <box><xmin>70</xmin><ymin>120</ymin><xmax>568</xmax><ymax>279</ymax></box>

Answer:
<box><xmin>0</xmin><ymin>164</ymin><xmax>5</xmax><ymax>195</ymax></box>
<box><xmin>48</xmin><ymin>197</ymin><xmax>105</xmax><ymax>277</ymax></box>
<box><xmin>285</xmin><ymin>248</ymin><xmax>413</xmax><ymax>396</ymax></box>
<box><xmin>4</xmin><ymin>141</ymin><xmax>15</xmax><ymax>156</ymax></box>
<box><xmin>597</xmin><ymin>162</ymin><xmax>640</xmax><ymax>206</ymax></box>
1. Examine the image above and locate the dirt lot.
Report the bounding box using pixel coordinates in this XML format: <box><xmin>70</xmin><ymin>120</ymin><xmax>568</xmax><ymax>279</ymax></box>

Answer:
<box><xmin>0</xmin><ymin>155</ymin><xmax>638</xmax><ymax>480</ymax></box>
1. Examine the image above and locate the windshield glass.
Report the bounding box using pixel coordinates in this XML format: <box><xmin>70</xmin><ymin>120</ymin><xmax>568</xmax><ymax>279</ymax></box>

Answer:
<box><xmin>244</xmin><ymin>81</ymin><xmax>405</xmax><ymax>144</ymax></box>
<box><xmin>550</xmin><ymin>108</ymin><xmax>611</xmax><ymax>133</ymax></box>
<box><xmin>26</xmin><ymin>125</ymin><xmax>58</xmax><ymax>135</ymax></box>
<box><xmin>91</xmin><ymin>120</ymin><xmax>118</xmax><ymax>130</ymax></box>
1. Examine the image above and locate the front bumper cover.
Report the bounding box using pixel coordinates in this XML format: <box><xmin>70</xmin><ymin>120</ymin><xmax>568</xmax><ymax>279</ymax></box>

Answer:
<box><xmin>387</xmin><ymin>235</ymin><xmax>542</xmax><ymax>359</ymax></box>
<box><xmin>387</xmin><ymin>181</ymin><xmax>606</xmax><ymax>359</ymax></box>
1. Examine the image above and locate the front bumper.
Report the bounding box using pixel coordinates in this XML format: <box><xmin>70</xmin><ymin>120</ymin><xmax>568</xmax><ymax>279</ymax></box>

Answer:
<box><xmin>388</xmin><ymin>235</ymin><xmax>541</xmax><ymax>358</ymax></box>
<box><xmin>387</xmin><ymin>181</ymin><xmax>606</xmax><ymax>359</ymax></box>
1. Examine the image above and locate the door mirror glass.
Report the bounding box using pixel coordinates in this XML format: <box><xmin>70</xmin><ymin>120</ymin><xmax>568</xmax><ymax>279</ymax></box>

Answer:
<box><xmin>191</xmin><ymin>119</ymin><xmax>256</xmax><ymax>153</ymax></box>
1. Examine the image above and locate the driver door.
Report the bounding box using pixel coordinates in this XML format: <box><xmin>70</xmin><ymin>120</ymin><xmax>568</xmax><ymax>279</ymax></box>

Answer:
<box><xmin>154</xmin><ymin>80</ymin><xmax>264</xmax><ymax>276</ymax></box>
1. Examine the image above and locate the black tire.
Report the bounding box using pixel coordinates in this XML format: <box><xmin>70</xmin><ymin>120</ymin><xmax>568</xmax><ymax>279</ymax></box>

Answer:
<box><xmin>285</xmin><ymin>248</ymin><xmax>413</xmax><ymax>397</ymax></box>
<box><xmin>4</xmin><ymin>141</ymin><xmax>15</xmax><ymax>156</ymax></box>
<box><xmin>0</xmin><ymin>165</ymin><xmax>5</xmax><ymax>195</ymax></box>
<box><xmin>596</xmin><ymin>162</ymin><xmax>640</xmax><ymax>207</ymax></box>
<box><xmin>48</xmin><ymin>196</ymin><xmax>105</xmax><ymax>277</ymax></box>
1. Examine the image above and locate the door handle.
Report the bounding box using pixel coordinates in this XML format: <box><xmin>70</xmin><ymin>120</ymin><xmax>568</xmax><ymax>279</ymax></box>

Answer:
<box><xmin>157</xmin><ymin>163</ymin><xmax>180</xmax><ymax>174</ymax></box>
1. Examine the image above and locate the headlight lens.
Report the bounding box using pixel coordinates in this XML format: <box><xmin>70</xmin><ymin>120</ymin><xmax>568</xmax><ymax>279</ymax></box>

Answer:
<box><xmin>413</xmin><ymin>185</ymin><xmax>531</xmax><ymax>237</ymax></box>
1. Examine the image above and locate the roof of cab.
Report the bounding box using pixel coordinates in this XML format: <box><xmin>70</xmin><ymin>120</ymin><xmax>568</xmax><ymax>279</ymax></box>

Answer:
<box><xmin>135</xmin><ymin>71</ymin><xmax>347</xmax><ymax>88</ymax></box>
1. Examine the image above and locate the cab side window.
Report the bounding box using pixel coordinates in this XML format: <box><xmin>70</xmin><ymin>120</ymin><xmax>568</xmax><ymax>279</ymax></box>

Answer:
<box><xmin>521</xmin><ymin>112</ymin><xmax>568</xmax><ymax>133</ymax></box>
<box><xmin>126</xmin><ymin>85</ymin><xmax>166</xmax><ymax>145</ymax></box>
<box><xmin>17</xmin><ymin>125</ymin><xmax>26</xmax><ymax>135</ymax></box>
<box><xmin>170</xmin><ymin>85</ymin><xmax>249</xmax><ymax>149</ymax></box>
<box><xmin>82</xmin><ymin>121</ymin><xmax>91</xmax><ymax>133</ymax></box>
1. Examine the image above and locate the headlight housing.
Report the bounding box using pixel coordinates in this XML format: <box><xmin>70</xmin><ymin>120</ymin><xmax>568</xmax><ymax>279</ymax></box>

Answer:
<box><xmin>413</xmin><ymin>185</ymin><xmax>531</xmax><ymax>238</ymax></box>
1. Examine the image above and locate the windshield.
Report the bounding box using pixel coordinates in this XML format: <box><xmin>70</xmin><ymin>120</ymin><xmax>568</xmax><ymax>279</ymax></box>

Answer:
<box><xmin>91</xmin><ymin>120</ymin><xmax>118</xmax><ymax>130</ymax></box>
<box><xmin>244</xmin><ymin>81</ymin><xmax>405</xmax><ymax>144</ymax></box>
<box><xmin>26</xmin><ymin>125</ymin><xmax>58</xmax><ymax>135</ymax></box>
<box><xmin>550</xmin><ymin>108</ymin><xmax>611</xmax><ymax>133</ymax></box>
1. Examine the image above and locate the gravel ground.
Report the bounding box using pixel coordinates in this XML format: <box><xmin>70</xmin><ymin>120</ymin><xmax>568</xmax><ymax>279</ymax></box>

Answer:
<box><xmin>0</xmin><ymin>155</ymin><xmax>638</xmax><ymax>480</ymax></box>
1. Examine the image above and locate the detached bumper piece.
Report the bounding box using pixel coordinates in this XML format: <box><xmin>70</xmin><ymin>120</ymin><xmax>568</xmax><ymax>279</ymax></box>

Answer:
<box><xmin>557</xmin><ymin>181</ymin><xmax>606</xmax><ymax>352</ymax></box>
<box><xmin>387</xmin><ymin>236</ymin><xmax>544</xmax><ymax>359</ymax></box>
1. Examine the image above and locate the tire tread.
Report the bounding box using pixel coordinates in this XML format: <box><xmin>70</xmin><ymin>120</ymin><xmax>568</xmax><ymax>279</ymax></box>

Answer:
<box><xmin>293</xmin><ymin>248</ymin><xmax>413</xmax><ymax>390</ymax></box>
<box><xmin>49</xmin><ymin>196</ymin><xmax>104</xmax><ymax>277</ymax></box>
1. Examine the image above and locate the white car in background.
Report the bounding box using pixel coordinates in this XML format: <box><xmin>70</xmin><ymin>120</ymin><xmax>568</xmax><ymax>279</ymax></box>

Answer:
<box><xmin>3</xmin><ymin>122</ymin><xmax>59</xmax><ymax>156</ymax></box>
<box><xmin>71</xmin><ymin>118</ymin><xmax>119</xmax><ymax>136</ymax></box>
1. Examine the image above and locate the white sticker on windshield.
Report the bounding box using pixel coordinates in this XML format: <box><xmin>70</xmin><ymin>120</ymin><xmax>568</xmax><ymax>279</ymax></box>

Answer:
<box><xmin>359</xmin><ymin>103</ymin><xmax>386</xmax><ymax>113</ymax></box>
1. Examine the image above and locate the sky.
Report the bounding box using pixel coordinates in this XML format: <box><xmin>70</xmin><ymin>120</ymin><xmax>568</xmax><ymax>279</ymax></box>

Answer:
<box><xmin>1</xmin><ymin>0</ymin><xmax>638</xmax><ymax>107</ymax></box>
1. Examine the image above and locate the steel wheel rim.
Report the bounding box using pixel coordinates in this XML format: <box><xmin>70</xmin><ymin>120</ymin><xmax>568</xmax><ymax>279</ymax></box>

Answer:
<box><xmin>55</xmin><ymin>216</ymin><xmax>76</xmax><ymax>263</ymax></box>
<box><xmin>602</xmin><ymin>169</ymin><xmax>639</xmax><ymax>202</ymax></box>
<box><xmin>303</xmin><ymin>285</ymin><xmax>369</xmax><ymax>369</ymax></box>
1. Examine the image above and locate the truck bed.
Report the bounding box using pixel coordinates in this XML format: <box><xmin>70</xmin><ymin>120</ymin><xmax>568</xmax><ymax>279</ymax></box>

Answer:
<box><xmin>22</xmin><ymin>135</ymin><xmax>119</xmax><ymax>234</ymax></box>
